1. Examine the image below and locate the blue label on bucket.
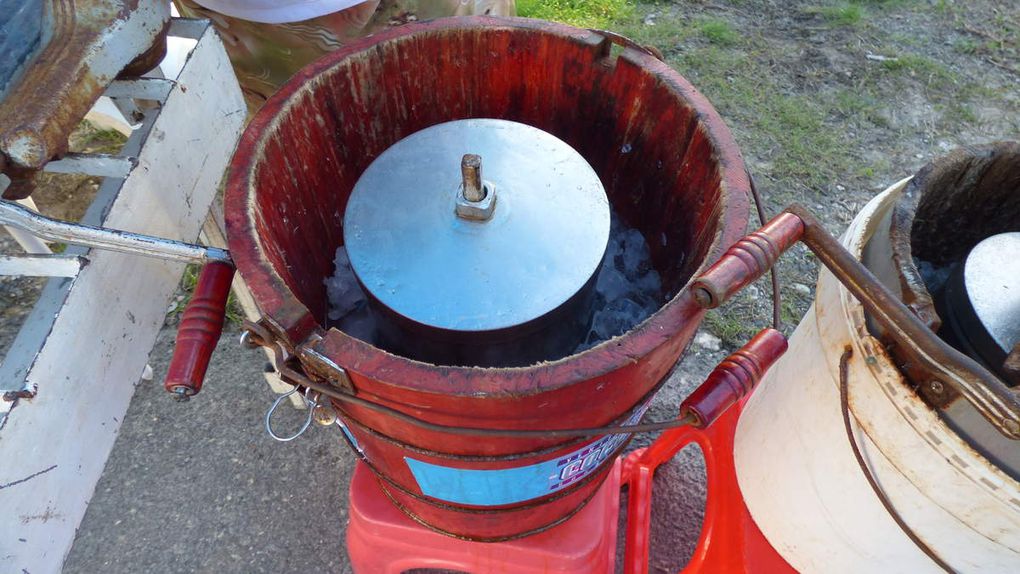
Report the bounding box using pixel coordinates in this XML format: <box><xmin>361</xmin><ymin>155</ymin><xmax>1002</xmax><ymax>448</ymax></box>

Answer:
<box><xmin>404</xmin><ymin>401</ymin><xmax>650</xmax><ymax>506</ymax></box>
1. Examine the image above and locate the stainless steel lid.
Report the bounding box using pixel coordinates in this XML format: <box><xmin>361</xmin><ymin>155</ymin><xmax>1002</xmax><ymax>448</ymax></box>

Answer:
<box><xmin>343</xmin><ymin>119</ymin><xmax>610</xmax><ymax>333</ymax></box>
<box><xmin>961</xmin><ymin>232</ymin><xmax>1020</xmax><ymax>354</ymax></box>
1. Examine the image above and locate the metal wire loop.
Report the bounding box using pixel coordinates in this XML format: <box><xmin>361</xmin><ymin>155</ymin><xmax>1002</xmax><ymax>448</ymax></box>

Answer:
<box><xmin>264</xmin><ymin>386</ymin><xmax>318</xmax><ymax>442</ymax></box>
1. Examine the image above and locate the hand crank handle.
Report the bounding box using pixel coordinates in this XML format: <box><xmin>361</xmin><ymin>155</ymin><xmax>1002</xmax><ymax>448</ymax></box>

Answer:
<box><xmin>692</xmin><ymin>204</ymin><xmax>1020</xmax><ymax>439</ymax></box>
<box><xmin>692</xmin><ymin>211</ymin><xmax>804</xmax><ymax>308</ymax></box>
<box><xmin>623</xmin><ymin>328</ymin><xmax>787</xmax><ymax>574</ymax></box>
<box><xmin>680</xmin><ymin>328</ymin><xmax>788</xmax><ymax>428</ymax></box>
<box><xmin>165</xmin><ymin>261</ymin><xmax>235</xmax><ymax>400</ymax></box>
<box><xmin>1</xmin><ymin>199</ymin><xmax>237</xmax><ymax>400</ymax></box>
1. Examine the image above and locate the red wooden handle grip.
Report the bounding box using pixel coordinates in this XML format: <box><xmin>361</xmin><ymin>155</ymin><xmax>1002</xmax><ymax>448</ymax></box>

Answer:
<box><xmin>692</xmin><ymin>212</ymin><xmax>804</xmax><ymax>308</ymax></box>
<box><xmin>680</xmin><ymin>328</ymin><xmax>788</xmax><ymax>428</ymax></box>
<box><xmin>164</xmin><ymin>261</ymin><xmax>235</xmax><ymax>398</ymax></box>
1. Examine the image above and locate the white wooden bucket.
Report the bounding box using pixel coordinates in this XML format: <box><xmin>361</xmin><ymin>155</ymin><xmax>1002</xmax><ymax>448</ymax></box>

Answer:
<box><xmin>733</xmin><ymin>178</ymin><xmax>1020</xmax><ymax>573</ymax></box>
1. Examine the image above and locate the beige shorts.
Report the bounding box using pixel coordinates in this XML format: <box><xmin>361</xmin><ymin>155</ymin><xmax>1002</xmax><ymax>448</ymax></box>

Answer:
<box><xmin>174</xmin><ymin>0</ymin><xmax>516</xmax><ymax>111</ymax></box>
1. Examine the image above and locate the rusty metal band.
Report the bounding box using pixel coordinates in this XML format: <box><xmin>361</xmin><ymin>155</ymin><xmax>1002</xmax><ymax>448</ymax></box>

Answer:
<box><xmin>245</xmin><ymin>320</ymin><xmax>699</xmax><ymax>438</ymax></box>
<box><xmin>839</xmin><ymin>348</ymin><xmax>955</xmax><ymax>573</ymax></box>
<box><xmin>334</xmin><ymin>371</ymin><xmax>671</xmax><ymax>462</ymax></box>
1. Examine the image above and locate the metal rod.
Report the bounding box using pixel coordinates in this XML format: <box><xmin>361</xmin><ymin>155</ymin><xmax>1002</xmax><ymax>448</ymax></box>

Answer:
<box><xmin>461</xmin><ymin>154</ymin><xmax>484</xmax><ymax>202</ymax></box>
<box><xmin>245</xmin><ymin>321</ymin><xmax>700</xmax><ymax>439</ymax></box>
<box><xmin>0</xmin><ymin>199</ymin><xmax>230</xmax><ymax>264</ymax></box>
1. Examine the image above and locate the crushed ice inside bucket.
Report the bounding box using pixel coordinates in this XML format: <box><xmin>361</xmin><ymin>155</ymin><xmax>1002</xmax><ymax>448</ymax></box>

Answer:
<box><xmin>324</xmin><ymin>209</ymin><xmax>663</xmax><ymax>363</ymax></box>
<box><xmin>915</xmin><ymin>257</ymin><xmax>957</xmax><ymax>295</ymax></box>
<box><xmin>323</xmin><ymin>247</ymin><xmax>376</xmax><ymax>343</ymax></box>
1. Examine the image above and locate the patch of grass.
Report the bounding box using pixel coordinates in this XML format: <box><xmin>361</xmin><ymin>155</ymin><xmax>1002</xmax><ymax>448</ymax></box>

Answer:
<box><xmin>516</xmin><ymin>0</ymin><xmax>632</xmax><ymax>28</ymax></box>
<box><xmin>934</xmin><ymin>0</ymin><xmax>954</xmax><ymax>15</ymax></box>
<box><xmin>70</xmin><ymin>121</ymin><xmax>127</xmax><ymax>154</ymax></box>
<box><xmin>954</xmin><ymin>37</ymin><xmax>985</xmax><ymax>55</ymax></box>
<box><xmin>697</xmin><ymin>18</ymin><xmax>740</xmax><ymax>46</ymax></box>
<box><xmin>879</xmin><ymin>53</ymin><xmax>956</xmax><ymax>85</ymax></box>
<box><xmin>945</xmin><ymin>101</ymin><xmax>979</xmax><ymax>124</ymax></box>
<box><xmin>655</xmin><ymin>43</ymin><xmax>852</xmax><ymax>188</ymax></box>
<box><xmin>615</xmin><ymin>9</ymin><xmax>854</xmax><ymax>190</ymax></box>
<box><xmin>832</xmin><ymin>89</ymin><xmax>889</xmax><ymax>127</ymax></box>
<box><xmin>704</xmin><ymin>308</ymin><xmax>749</xmax><ymax>346</ymax></box>
<box><xmin>880</xmin><ymin>53</ymin><xmax>944</xmax><ymax>74</ymax></box>
<box><xmin>818</xmin><ymin>3</ymin><xmax>865</xmax><ymax>27</ymax></box>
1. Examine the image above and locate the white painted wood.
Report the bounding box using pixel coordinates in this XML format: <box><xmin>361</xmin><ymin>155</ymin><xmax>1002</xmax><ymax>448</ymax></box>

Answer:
<box><xmin>0</xmin><ymin>23</ymin><xmax>245</xmax><ymax>574</ymax></box>
<box><xmin>43</xmin><ymin>153</ymin><xmax>137</xmax><ymax>178</ymax></box>
<box><xmin>0</xmin><ymin>254</ymin><xmax>86</xmax><ymax>277</ymax></box>
<box><xmin>84</xmin><ymin>97</ymin><xmax>135</xmax><ymax>136</ymax></box>
<box><xmin>734</xmin><ymin>178</ymin><xmax>1020</xmax><ymax>573</ymax></box>
<box><xmin>104</xmin><ymin>78</ymin><xmax>175</xmax><ymax>102</ymax></box>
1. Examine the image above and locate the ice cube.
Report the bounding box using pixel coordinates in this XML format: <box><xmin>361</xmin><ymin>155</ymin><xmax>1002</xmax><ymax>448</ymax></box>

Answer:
<box><xmin>325</xmin><ymin>246</ymin><xmax>369</xmax><ymax>320</ymax></box>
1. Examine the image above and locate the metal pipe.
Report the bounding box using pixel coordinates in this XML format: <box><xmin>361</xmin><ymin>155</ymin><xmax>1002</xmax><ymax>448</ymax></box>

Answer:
<box><xmin>0</xmin><ymin>199</ymin><xmax>230</xmax><ymax>264</ymax></box>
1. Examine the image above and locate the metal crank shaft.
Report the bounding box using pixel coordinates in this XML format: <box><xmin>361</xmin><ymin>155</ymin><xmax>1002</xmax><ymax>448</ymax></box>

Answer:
<box><xmin>0</xmin><ymin>199</ymin><xmax>230</xmax><ymax>264</ymax></box>
<box><xmin>1</xmin><ymin>198</ymin><xmax>235</xmax><ymax>400</ymax></box>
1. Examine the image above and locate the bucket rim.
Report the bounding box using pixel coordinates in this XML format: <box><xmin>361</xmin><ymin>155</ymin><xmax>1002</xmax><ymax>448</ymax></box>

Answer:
<box><xmin>224</xmin><ymin>15</ymin><xmax>751</xmax><ymax>396</ymax></box>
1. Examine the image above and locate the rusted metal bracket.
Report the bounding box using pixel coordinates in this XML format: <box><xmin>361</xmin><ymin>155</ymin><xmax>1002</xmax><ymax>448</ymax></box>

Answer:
<box><xmin>242</xmin><ymin>319</ymin><xmax>351</xmax><ymax>392</ymax></box>
<box><xmin>692</xmin><ymin>204</ymin><xmax>1020</xmax><ymax>440</ymax></box>
<box><xmin>590</xmin><ymin>28</ymin><xmax>664</xmax><ymax>61</ymax></box>
<box><xmin>0</xmin><ymin>1</ymin><xmax>170</xmax><ymax>197</ymax></box>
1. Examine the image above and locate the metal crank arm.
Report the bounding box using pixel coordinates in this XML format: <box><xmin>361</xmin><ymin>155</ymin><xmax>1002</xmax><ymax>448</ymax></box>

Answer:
<box><xmin>0</xmin><ymin>198</ymin><xmax>234</xmax><ymax>400</ymax></box>
<box><xmin>0</xmin><ymin>199</ymin><xmax>229</xmax><ymax>264</ymax></box>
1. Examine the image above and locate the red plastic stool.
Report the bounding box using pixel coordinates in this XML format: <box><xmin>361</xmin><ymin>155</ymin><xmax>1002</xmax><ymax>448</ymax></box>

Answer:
<box><xmin>346</xmin><ymin>459</ymin><xmax>622</xmax><ymax>574</ymax></box>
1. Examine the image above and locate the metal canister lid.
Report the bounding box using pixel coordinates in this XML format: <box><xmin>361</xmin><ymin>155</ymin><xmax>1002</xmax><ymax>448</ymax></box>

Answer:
<box><xmin>343</xmin><ymin>119</ymin><xmax>610</xmax><ymax>333</ymax></box>
<box><xmin>961</xmin><ymin>232</ymin><xmax>1020</xmax><ymax>354</ymax></box>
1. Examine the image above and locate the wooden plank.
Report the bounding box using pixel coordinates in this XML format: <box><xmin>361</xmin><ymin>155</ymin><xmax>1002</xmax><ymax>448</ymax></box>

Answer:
<box><xmin>0</xmin><ymin>23</ymin><xmax>245</xmax><ymax>574</ymax></box>
<box><xmin>0</xmin><ymin>109</ymin><xmax>160</xmax><ymax>393</ymax></box>
<box><xmin>104</xmin><ymin>78</ymin><xmax>175</xmax><ymax>102</ymax></box>
<box><xmin>43</xmin><ymin>153</ymin><xmax>137</xmax><ymax>178</ymax></box>
<box><xmin>0</xmin><ymin>254</ymin><xmax>86</xmax><ymax>277</ymax></box>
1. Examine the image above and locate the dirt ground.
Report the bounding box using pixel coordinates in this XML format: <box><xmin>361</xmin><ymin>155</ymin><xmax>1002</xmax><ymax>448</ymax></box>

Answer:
<box><xmin>3</xmin><ymin>1</ymin><xmax>1018</xmax><ymax>572</ymax></box>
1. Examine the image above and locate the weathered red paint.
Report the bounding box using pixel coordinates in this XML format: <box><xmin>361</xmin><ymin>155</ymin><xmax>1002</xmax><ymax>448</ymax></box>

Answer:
<box><xmin>165</xmin><ymin>260</ymin><xmax>235</xmax><ymax>397</ymax></box>
<box><xmin>224</xmin><ymin>17</ymin><xmax>751</xmax><ymax>539</ymax></box>
<box><xmin>680</xmin><ymin>328</ymin><xmax>788</xmax><ymax>428</ymax></box>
